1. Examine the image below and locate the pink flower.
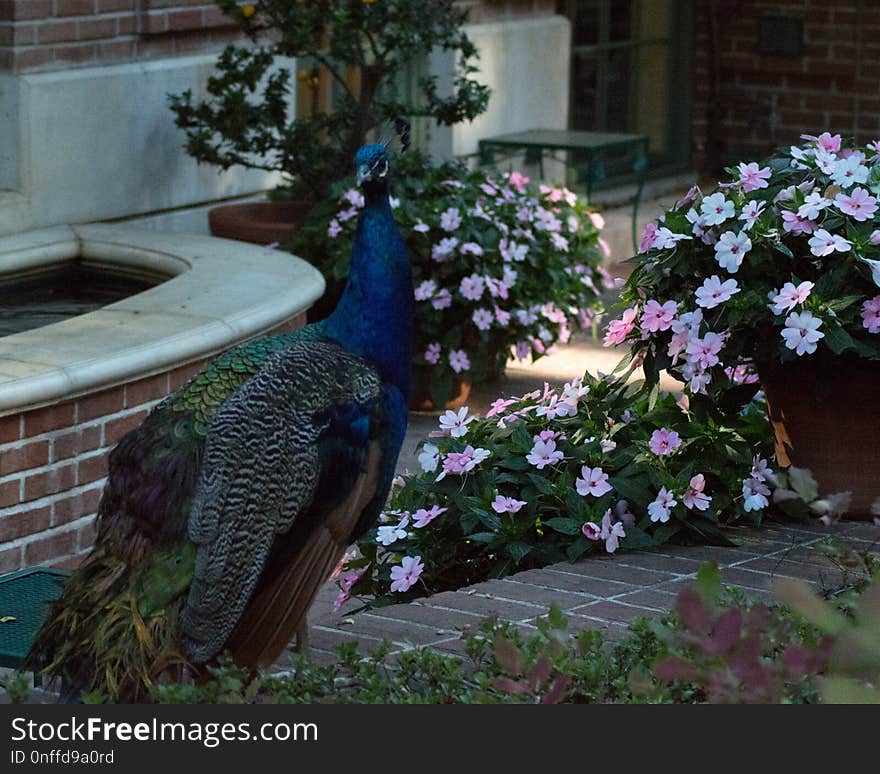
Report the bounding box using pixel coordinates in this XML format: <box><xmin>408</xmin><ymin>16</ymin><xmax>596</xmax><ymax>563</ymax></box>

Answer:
<box><xmin>449</xmin><ymin>349</ymin><xmax>470</xmax><ymax>373</ymax></box>
<box><xmin>641</xmin><ymin>299</ymin><xmax>678</xmax><ymax>333</ymax></box>
<box><xmin>424</xmin><ymin>342</ymin><xmax>441</xmax><ymax>364</ymax></box>
<box><xmin>751</xmin><ymin>455</ymin><xmax>772</xmax><ymax>482</ymax></box>
<box><xmin>491</xmin><ymin>495</ymin><xmax>527</xmax><ymax>513</ymax></box>
<box><xmin>575</xmin><ymin>466</ymin><xmax>613</xmax><ymax>497</ymax></box>
<box><xmin>526</xmin><ymin>439</ymin><xmax>564</xmax><ymax>469</ymax></box>
<box><xmin>431</xmin><ymin>289</ymin><xmax>452</xmax><ymax>310</ymax></box>
<box><xmin>781</xmin><ymin>210</ymin><xmax>817</xmax><ymax>235</ymax></box>
<box><xmin>861</xmin><ymin>295</ymin><xmax>880</xmax><ymax>333</ymax></box>
<box><xmin>648</xmin><ymin>487</ymin><xmax>676</xmax><ymax>523</ymax></box>
<box><xmin>342</xmin><ymin>188</ymin><xmax>365</xmax><ymax>208</ymax></box>
<box><xmin>485</xmin><ymin>277</ymin><xmax>509</xmax><ymax>299</ymax></box>
<box><xmin>413</xmin><ymin>219</ymin><xmax>430</xmax><ymax>233</ymax></box>
<box><xmin>412</xmin><ymin>505</ymin><xmax>448</xmax><ymax>528</ymax></box>
<box><xmin>390</xmin><ymin>556</ymin><xmax>424</xmax><ymax>593</ymax></box>
<box><xmin>648</xmin><ymin>428</ymin><xmax>682</xmax><ymax>456</ymax></box>
<box><xmin>486</xmin><ymin>397</ymin><xmax>517</xmax><ymax>417</ymax></box>
<box><xmin>769</xmin><ymin>281</ymin><xmax>814</xmax><ymax>315</ymax></box>
<box><xmin>816</xmin><ymin>131</ymin><xmax>842</xmax><ymax>153</ymax></box>
<box><xmin>438</xmin><ymin>406</ymin><xmax>475</xmax><ymax>438</ymax></box>
<box><xmin>714</xmin><ymin>230</ymin><xmax>752</xmax><ymax>273</ymax></box>
<box><xmin>639</xmin><ymin>222</ymin><xmax>659</xmax><ymax>253</ymax></box>
<box><xmin>695</xmin><ymin>275</ymin><xmax>740</xmax><ymax>309</ymax></box>
<box><xmin>459</xmin><ymin>273</ymin><xmax>485</xmax><ymax>301</ymax></box>
<box><xmin>432</xmin><ymin>237</ymin><xmax>458</xmax><ymax>262</ymax></box>
<box><xmin>494</xmin><ymin>306</ymin><xmax>511</xmax><ymax>327</ymax></box>
<box><xmin>507</xmin><ymin>171</ymin><xmax>530</xmax><ymax>191</ymax></box>
<box><xmin>582</xmin><ymin>521</ymin><xmax>601</xmax><ymax>541</ymax></box>
<box><xmin>438</xmin><ymin>445</ymin><xmax>491</xmax><ymax>479</ymax></box>
<box><xmin>535</xmin><ymin>394</ymin><xmax>578</xmax><ymax>420</ymax></box>
<box><xmin>327</xmin><ymin>219</ymin><xmax>343</xmax><ymax>238</ymax></box>
<box><xmin>582</xmin><ymin>509</ymin><xmax>626</xmax><ymax>553</ymax></box>
<box><xmin>440</xmin><ymin>207</ymin><xmax>462</xmax><ymax>232</ymax></box>
<box><xmin>797</xmin><ymin>192</ymin><xmax>832</xmax><ymax>220</ymax></box>
<box><xmin>604</xmin><ymin>305</ymin><xmax>639</xmax><ymax>346</ymax></box>
<box><xmin>515</xmin><ymin>341</ymin><xmax>530</xmax><ymax>360</ymax></box>
<box><xmin>414</xmin><ymin>279</ymin><xmax>437</xmax><ymax>301</ymax></box>
<box><xmin>682</xmin><ymin>474</ymin><xmax>711</xmax><ymax>511</ymax></box>
<box><xmin>461</xmin><ymin>241</ymin><xmax>484</xmax><ymax>256</ymax></box>
<box><xmin>737</xmin><ymin>162</ymin><xmax>772</xmax><ymax>192</ymax></box>
<box><xmin>781</xmin><ymin>311</ymin><xmax>824</xmax><ymax>355</ymax></box>
<box><xmin>472</xmin><ymin>308</ymin><xmax>494</xmax><ymax>330</ymax></box>
<box><xmin>337</xmin><ymin>206</ymin><xmax>359</xmax><ymax>223</ymax></box>
<box><xmin>835</xmin><ymin>187</ymin><xmax>878</xmax><ymax>221</ymax></box>
<box><xmin>334</xmin><ymin>566</ymin><xmax>368</xmax><ymax>610</ymax></box>
<box><xmin>685</xmin><ymin>332</ymin><xmax>724</xmax><ymax>369</ymax></box>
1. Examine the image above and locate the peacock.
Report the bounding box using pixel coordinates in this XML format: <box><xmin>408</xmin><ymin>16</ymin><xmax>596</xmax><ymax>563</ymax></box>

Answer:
<box><xmin>27</xmin><ymin>134</ymin><xmax>414</xmax><ymax>702</ymax></box>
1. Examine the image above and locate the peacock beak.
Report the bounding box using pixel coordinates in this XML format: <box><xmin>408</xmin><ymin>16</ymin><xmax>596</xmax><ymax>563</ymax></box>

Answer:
<box><xmin>356</xmin><ymin>165</ymin><xmax>371</xmax><ymax>186</ymax></box>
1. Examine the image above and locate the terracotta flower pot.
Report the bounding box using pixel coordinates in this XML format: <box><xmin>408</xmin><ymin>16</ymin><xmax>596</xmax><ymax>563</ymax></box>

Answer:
<box><xmin>760</xmin><ymin>355</ymin><xmax>880</xmax><ymax>518</ymax></box>
<box><xmin>208</xmin><ymin>200</ymin><xmax>312</xmax><ymax>246</ymax></box>
<box><xmin>410</xmin><ymin>374</ymin><xmax>472</xmax><ymax>412</ymax></box>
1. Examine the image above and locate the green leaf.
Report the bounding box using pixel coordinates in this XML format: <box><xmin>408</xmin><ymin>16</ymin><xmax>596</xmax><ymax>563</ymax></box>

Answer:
<box><xmin>527</xmin><ymin>473</ymin><xmax>554</xmax><ymax>495</ymax></box>
<box><xmin>467</xmin><ymin>532</ymin><xmax>498</xmax><ymax>544</ymax></box>
<box><xmin>506</xmin><ymin>542</ymin><xmax>532</xmax><ymax>563</ymax></box>
<box><xmin>566</xmin><ymin>536</ymin><xmax>591</xmax><ymax>561</ymax></box>
<box><xmin>544</xmin><ymin>517</ymin><xmax>584</xmax><ymax>535</ymax></box>
<box><xmin>788</xmin><ymin>466</ymin><xmax>819</xmax><ymax>502</ymax></box>
<box><xmin>822</xmin><ymin>323</ymin><xmax>857</xmax><ymax>355</ymax></box>
<box><xmin>694</xmin><ymin>561</ymin><xmax>722</xmax><ymax>608</ymax></box>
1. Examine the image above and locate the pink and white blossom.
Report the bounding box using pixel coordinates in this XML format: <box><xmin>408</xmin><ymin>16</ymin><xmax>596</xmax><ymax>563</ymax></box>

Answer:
<box><xmin>648</xmin><ymin>487</ymin><xmax>676</xmax><ymax>523</ymax></box>
<box><xmin>448</xmin><ymin>349</ymin><xmax>471</xmax><ymax>373</ymax></box>
<box><xmin>769</xmin><ymin>281</ymin><xmax>814</xmax><ymax>315</ymax></box>
<box><xmin>431</xmin><ymin>289</ymin><xmax>452</xmax><ymax>310</ymax></box>
<box><xmin>424</xmin><ymin>342</ymin><xmax>441</xmax><ymax>365</ymax></box>
<box><xmin>738</xmin><ymin>199</ymin><xmax>766</xmax><ymax>230</ymax></box>
<box><xmin>575</xmin><ymin>465</ymin><xmax>613</xmax><ymax>497</ymax></box>
<box><xmin>491</xmin><ymin>495</ymin><xmax>528</xmax><ymax>514</ymax></box>
<box><xmin>440</xmin><ymin>207</ymin><xmax>462</xmax><ymax>232</ymax></box>
<box><xmin>695</xmin><ymin>275</ymin><xmax>740</xmax><ymax>309</ymax></box>
<box><xmin>460</xmin><ymin>241</ymin><xmax>484</xmax><ymax>256</ymax></box>
<box><xmin>641</xmin><ymin>299</ymin><xmax>678</xmax><ymax>333</ymax></box>
<box><xmin>377</xmin><ymin>516</ymin><xmax>409</xmax><ymax>546</ymax></box>
<box><xmin>700</xmin><ymin>192</ymin><xmax>736</xmax><ymax>226</ymax></box>
<box><xmin>438</xmin><ymin>406</ymin><xmax>475</xmax><ymax>438</ymax></box>
<box><xmin>472</xmin><ymin>308</ymin><xmax>494</xmax><ymax>330</ymax></box>
<box><xmin>831</xmin><ymin>155</ymin><xmax>868</xmax><ymax>188</ymax></box>
<box><xmin>737</xmin><ymin>162</ymin><xmax>772</xmax><ymax>192</ymax></box>
<box><xmin>495</xmin><ymin>306</ymin><xmax>511</xmax><ymax>326</ymax></box>
<box><xmin>861</xmin><ymin>295</ymin><xmax>880</xmax><ymax>333</ymax></box>
<box><xmin>835</xmin><ymin>187</ymin><xmax>878</xmax><ymax>221</ymax></box>
<box><xmin>604</xmin><ymin>305</ymin><xmax>639</xmax><ymax>346</ymax></box>
<box><xmin>797</xmin><ymin>192</ymin><xmax>833</xmax><ymax>220</ymax></box>
<box><xmin>583</xmin><ymin>509</ymin><xmax>626</xmax><ymax>553</ymax></box>
<box><xmin>412</xmin><ymin>505</ymin><xmax>448</xmax><ymax>529</ymax></box>
<box><xmin>418</xmin><ymin>443</ymin><xmax>440</xmax><ymax>472</ymax></box>
<box><xmin>437</xmin><ymin>445</ymin><xmax>490</xmax><ymax>480</ymax></box>
<box><xmin>414</xmin><ymin>279</ymin><xmax>437</xmax><ymax>301</ymax></box>
<box><xmin>413</xmin><ymin>219</ymin><xmax>430</xmax><ymax>233</ymax></box>
<box><xmin>327</xmin><ymin>219</ymin><xmax>343</xmax><ymax>238</ymax></box>
<box><xmin>742</xmin><ymin>478</ymin><xmax>770</xmax><ymax>512</ymax></box>
<box><xmin>459</xmin><ymin>273</ymin><xmax>485</xmax><ymax>301</ymax></box>
<box><xmin>714</xmin><ymin>230</ymin><xmax>752</xmax><ymax>273</ymax></box>
<box><xmin>648</xmin><ymin>427</ymin><xmax>682</xmax><ymax>456</ymax></box>
<box><xmin>526</xmin><ymin>439</ymin><xmax>564</xmax><ymax>469</ymax></box>
<box><xmin>781</xmin><ymin>210</ymin><xmax>817</xmax><ymax>235</ymax></box>
<box><xmin>781</xmin><ymin>310</ymin><xmax>824</xmax><ymax>355</ymax></box>
<box><xmin>432</xmin><ymin>237</ymin><xmax>459</xmax><ymax>262</ymax></box>
<box><xmin>682</xmin><ymin>474</ymin><xmax>711</xmax><ymax>511</ymax></box>
<box><xmin>390</xmin><ymin>555</ymin><xmax>424</xmax><ymax>593</ymax></box>
<box><xmin>685</xmin><ymin>331</ymin><xmax>725</xmax><ymax>369</ymax></box>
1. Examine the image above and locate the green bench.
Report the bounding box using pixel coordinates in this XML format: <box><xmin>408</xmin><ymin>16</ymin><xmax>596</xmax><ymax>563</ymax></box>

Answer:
<box><xmin>0</xmin><ymin>567</ymin><xmax>68</xmax><ymax>686</ymax></box>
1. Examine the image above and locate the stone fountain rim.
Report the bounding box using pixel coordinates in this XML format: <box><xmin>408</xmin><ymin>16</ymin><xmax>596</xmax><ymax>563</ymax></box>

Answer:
<box><xmin>0</xmin><ymin>224</ymin><xmax>325</xmax><ymax>415</ymax></box>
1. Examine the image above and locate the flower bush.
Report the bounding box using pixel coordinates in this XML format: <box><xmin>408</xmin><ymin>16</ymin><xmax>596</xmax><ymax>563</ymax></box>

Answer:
<box><xmin>337</xmin><ymin>364</ymin><xmax>787</xmax><ymax>607</ymax></box>
<box><xmin>294</xmin><ymin>152</ymin><xmax>612</xmax><ymax>406</ymax></box>
<box><xmin>606</xmin><ymin>133</ymin><xmax>880</xmax><ymax>398</ymax></box>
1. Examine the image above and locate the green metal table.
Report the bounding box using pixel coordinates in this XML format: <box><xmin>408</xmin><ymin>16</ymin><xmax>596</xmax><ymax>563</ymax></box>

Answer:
<box><xmin>0</xmin><ymin>566</ymin><xmax>68</xmax><ymax>684</ymax></box>
<box><xmin>478</xmin><ymin>128</ymin><xmax>649</xmax><ymax>251</ymax></box>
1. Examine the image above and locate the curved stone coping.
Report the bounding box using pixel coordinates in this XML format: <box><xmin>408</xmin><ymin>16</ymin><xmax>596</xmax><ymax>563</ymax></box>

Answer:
<box><xmin>0</xmin><ymin>224</ymin><xmax>326</xmax><ymax>413</ymax></box>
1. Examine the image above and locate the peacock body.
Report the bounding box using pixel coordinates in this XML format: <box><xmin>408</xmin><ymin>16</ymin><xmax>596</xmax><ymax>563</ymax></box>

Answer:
<box><xmin>28</xmin><ymin>143</ymin><xmax>413</xmax><ymax>701</ymax></box>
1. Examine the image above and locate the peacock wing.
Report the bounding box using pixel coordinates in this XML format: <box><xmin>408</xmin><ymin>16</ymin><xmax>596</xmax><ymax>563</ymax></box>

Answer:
<box><xmin>179</xmin><ymin>338</ymin><xmax>382</xmax><ymax>664</ymax></box>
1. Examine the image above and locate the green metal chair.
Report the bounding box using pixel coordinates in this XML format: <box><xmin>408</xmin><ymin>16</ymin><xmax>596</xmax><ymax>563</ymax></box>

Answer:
<box><xmin>0</xmin><ymin>567</ymin><xmax>68</xmax><ymax>686</ymax></box>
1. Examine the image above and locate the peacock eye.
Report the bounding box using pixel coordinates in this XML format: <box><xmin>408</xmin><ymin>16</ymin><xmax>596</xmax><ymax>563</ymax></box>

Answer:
<box><xmin>375</xmin><ymin>159</ymin><xmax>388</xmax><ymax>177</ymax></box>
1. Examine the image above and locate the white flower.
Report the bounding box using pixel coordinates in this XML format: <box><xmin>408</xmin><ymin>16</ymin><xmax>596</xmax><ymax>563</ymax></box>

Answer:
<box><xmin>742</xmin><ymin>477</ymin><xmax>770</xmax><ymax>512</ymax></box>
<box><xmin>526</xmin><ymin>439</ymin><xmax>564</xmax><ymax>469</ymax></box>
<box><xmin>808</xmin><ymin>228</ymin><xmax>851</xmax><ymax>257</ymax></box>
<box><xmin>769</xmin><ymin>281</ymin><xmax>814</xmax><ymax>315</ymax></box>
<box><xmin>695</xmin><ymin>275</ymin><xmax>740</xmax><ymax>309</ymax></box>
<box><xmin>377</xmin><ymin>516</ymin><xmax>409</xmax><ymax>546</ymax></box>
<box><xmin>781</xmin><ymin>311</ymin><xmax>824</xmax><ymax>356</ymax></box>
<box><xmin>831</xmin><ymin>155</ymin><xmax>868</xmax><ymax>188</ymax></box>
<box><xmin>440</xmin><ymin>207</ymin><xmax>462</xmax><ymax>232</ymax></box>
<box><xmin>438</xmin><ymin>407</ymin><xmax>475</xmax><ymax>438</ymax></box>
<box><xmin>713</xmin><ymin>230</ymin><xmax>752</xmax><ymax>272</ymax></box>
<box><xmin>738</xmin><ymin>199</ymin><xmax>765</xmax><ymax>230</ymax></box>
<box><xmin>700</xmin><ymin>192</ymin><xmax>735</xmax><ymax>226</ymax></box>
<box><xmin>418</xmin><ymin>443</ymin><xmax>440</xmax><ymax>473</ymax></box>
<box><xmin>648</xmin><ymin>487</ymin><xmax>676</xmax><ymax>523</ymax></box>
<box><xmin>797</xmin><ymin>192</ymin><xmax>832</xmax><ymax>220</ymax></box>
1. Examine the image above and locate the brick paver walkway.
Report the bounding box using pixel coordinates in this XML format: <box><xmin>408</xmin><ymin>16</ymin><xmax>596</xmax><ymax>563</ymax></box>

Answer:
<box><xmin>300</xmin><ymin>519</ymin><xmax>878</xmax><ymax>667</ymax></box>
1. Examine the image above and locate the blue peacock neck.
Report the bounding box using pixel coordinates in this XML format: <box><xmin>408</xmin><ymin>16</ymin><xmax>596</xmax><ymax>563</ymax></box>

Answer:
<box><xmin>323</xmin><ymin>183</ymin><xmax>414</xmax><ymax>400</ymax></box>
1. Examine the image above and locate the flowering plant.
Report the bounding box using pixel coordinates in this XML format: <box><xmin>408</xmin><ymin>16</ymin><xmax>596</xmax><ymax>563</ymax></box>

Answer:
<box><xmin>335</xmin><ymin>365</ymin><xmax>787</xmax><ymax>607</ymax></box>
<box><xmin>607</xmin><ymin>133</ymin><xmax>880</xmax><ymax>398</ymax></box>
<box><xmin>294</xmin><ymin>153</ymin><xmax>611</xmax><ymax>406</ymax></box>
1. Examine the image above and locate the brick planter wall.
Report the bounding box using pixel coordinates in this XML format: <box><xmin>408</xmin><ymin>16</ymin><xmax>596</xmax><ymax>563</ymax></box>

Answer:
<box><xmin>0</xmin><ymin>312</ymin><xmax>305</xmax><ymax>574</ymax></box>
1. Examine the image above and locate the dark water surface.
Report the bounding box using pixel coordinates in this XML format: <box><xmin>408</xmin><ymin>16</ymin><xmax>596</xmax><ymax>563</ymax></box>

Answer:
<box><xmin>0</xmin><ymin>262</ymin><xmax>164</xmax><ymax>337</ymax></box>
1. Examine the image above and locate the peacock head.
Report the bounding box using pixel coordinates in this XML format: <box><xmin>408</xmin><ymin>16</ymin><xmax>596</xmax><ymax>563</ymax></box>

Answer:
<box><xmin>355</xmin><ymin>144</ymin><xmax>391</xmax><ymax>189</ymax></box>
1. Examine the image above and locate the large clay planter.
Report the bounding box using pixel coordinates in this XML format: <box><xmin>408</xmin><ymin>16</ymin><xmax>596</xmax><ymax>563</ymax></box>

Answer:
<box><xmin>208</xmin><ymin>200</ymin><xmax>311</xmax><ymax>246</ymax></box>
<box><xmin>410</xmin><ymin>371</ymin><xmax>471</xmax><ymax>412</ymax></box>
<box><xmin>760</xmin><ymin>355</ymin><xmax>880</xmax><ymax>517</ymax></box>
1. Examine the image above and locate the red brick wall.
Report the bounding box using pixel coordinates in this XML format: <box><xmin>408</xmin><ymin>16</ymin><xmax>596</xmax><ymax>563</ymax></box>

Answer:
<box><xmin>0</xmin><ymin>0</ymin><xmax>238</xmax><ymax>72</ymax></box>
<box><xmin>691</xmin><ymin>0</ymin><xmax>879</xmax><ymax>176</ymax></box>
<box><xmin>0</xmin><ymin>312</ymin><xmax>305</xmax><ymax>574</ymax></box>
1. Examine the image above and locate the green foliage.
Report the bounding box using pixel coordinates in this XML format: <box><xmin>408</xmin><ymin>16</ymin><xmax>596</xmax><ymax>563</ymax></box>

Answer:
<box><xmin>168</xmin><ymin>1</ymin><xmax>490</xmax><ymax>203</ymax></box>
<box><xmin>293</xmin><ymin>152</ymin><xmax>609</xmax><ymax>404</ymax></box>
<box><xmin>342</xmin><ymin>364</ymin><xmax>782</xmax><ymax>606</ymax></box>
